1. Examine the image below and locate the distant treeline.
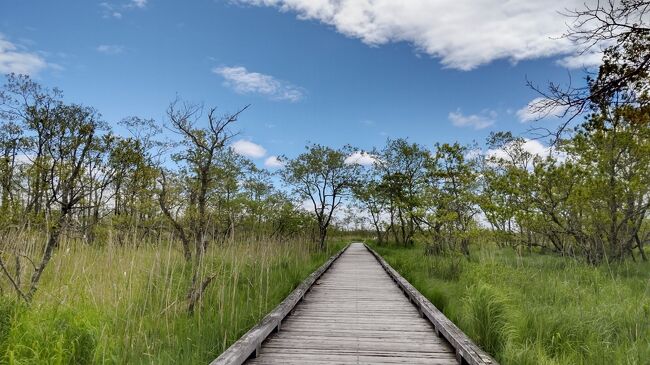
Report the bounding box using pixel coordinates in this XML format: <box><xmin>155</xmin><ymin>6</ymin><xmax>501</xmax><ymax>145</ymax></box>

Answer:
<box><xmin>0</xmin><ymin>0</ymin><xmax>649</xmax><ymax>310</ymax></box>
<box><xmin>0</xmin><ymin>74</ymin><xmax>321</xmax><ymax>308</ymax></box>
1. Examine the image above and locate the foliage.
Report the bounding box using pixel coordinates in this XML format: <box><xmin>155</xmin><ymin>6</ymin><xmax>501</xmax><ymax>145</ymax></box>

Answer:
<box><xmin>281</xmin><ymin>144</ymin><xmax>360</xmax><ymax>250</ymax></box>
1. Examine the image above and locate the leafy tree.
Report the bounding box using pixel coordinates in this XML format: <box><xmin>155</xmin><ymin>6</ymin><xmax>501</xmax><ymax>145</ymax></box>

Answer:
<box><xmin>430</xmin><ymin>143</ymin><xmax>480</xmax><ymax>257</ymax></box>
<box><xmin>375</xmin><ymin>139</ymin><xmax>430</xmax><ymax>246</ymax></box>
<box><xmin>353</xmin><ymin>167</ymin><xmax>389</xmax><ymax>244</ymax></box>
<box><xmin>281</xmin><ymin>144</ymin><xmax>360</xmax><ymax>250</ymax></box>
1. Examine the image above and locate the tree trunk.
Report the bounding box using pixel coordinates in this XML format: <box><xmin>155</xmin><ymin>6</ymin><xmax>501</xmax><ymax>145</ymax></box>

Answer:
<box><xmin>27</xmin><ymin>209</ymin><xmax>68</xmax><ymax>301</ymax></box>
<box><xmin>318</xmin><ymin>225</ymin><xmax>327</xmax><ymax>251</ymax></box>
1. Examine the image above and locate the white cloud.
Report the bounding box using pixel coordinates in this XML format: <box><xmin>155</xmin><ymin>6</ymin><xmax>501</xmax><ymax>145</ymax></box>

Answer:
<box><xmin>344</xmin><ymin>151</ymin><xmax>377</xmax><ymax>166</ymax></box>
<box><xmin>231</xmin><ymin>140</ymin><xmax>267</xmax><ymax>158</ymax></box>
<box><xmin>100</xmin><ymin>2</ymin><xmax>123</xmax><ymax>19</ymax></box>
<box><xmin>449</xmin><ymin>109</ymin><xmax>496</xmax><ymax>130</ymax></box>
<box><xmin>486</xmin><ymin>138</ymin><xmax>566</xmax><ymax>165</ymax></box>
<box><xmin>0</xmin><ymin>34</ymin><xmax>48</xmax><ymax>75</ymax></box>
<box><xmin>100</xmin><ymin>1</ymin><xmax>146</xmax><ymax>18</ymax></box>
<box><xmin>213</xmin><ymin>66</ymin><xmax>304</xmax><ymax>102</ymax></box>
<box><xmin>557</xmin><ymin>50</ymin><xmax>603</xmax><ymax>69</ymax></box>
<box><xmin>131</xmin><ymin>0</ymin><xmax>147</xmax><ymax>8</ymax></box>
<box><xmin>264</xmin><ymin>155</ymin><xmax>284</xmax><ymax>168</ymax></box>
<box><xmin>96</xmin><ymin>44</ymin><xmax>124</xmax><ymax>55</ymax></box>
<box><xmin>235</xmin><ymin>0</ymin><xmax>591</xmax><ymax>70</ymax></box>
<box><xmin>516</xmin><ymin>97</ymin><xmax>568</xmax><ymax>123</ymax></box>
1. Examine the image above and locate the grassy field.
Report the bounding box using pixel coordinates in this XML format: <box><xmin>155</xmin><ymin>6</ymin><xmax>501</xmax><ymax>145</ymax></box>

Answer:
<box><xmin>0</xmin><ymin>234</ymin><xmax>344</xmax><ymax>364</ymax></box>
<box><xmin>371</xmin><ymin>242</ymin><xmax>650</xmax><ymax>365</ymax></box>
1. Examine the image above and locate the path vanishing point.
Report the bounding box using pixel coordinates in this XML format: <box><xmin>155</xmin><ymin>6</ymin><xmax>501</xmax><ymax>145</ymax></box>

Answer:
<box><xmin>212</xmin><ymin>243</ymin><xmax>497</xmax><ymax>365</ymax></box>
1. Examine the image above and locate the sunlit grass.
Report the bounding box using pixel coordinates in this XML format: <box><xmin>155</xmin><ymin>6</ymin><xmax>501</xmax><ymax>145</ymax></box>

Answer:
<box><xmin>0</xmin><ymin>232</ymin><xmax>343</xmax><ymax>364</ymax></box>
<box><xmin>372</xmin><ymin>242</ymin><xmax>650</xmax><ymax>365</ymax></box>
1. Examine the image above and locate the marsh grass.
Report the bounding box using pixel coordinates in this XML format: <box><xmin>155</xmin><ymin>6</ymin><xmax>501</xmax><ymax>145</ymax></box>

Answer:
<box><xmin>0</xmin><ymin>231</ymin><xmax>343</xmax><ymax>364</ymax></box>
<box><xmin>372</xmin><ymin>242</ymin><xmax>650</xmax><ymax>365</ymax></box>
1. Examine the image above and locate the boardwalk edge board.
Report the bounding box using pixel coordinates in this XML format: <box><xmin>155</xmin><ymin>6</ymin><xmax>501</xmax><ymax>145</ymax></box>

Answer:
<box><xmin>209</xmin><ymin>244</ymin><xmax>350</xmax><ymax>365</ymax></box>
<box><xmin>364</xmin><ymin>244</ymin><xmax>499</xmax><ymax>365</ymax></box>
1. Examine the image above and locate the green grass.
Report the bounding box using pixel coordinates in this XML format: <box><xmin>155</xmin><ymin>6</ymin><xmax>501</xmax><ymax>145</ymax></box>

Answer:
<box><xmin>371</xmin><ymin>242</ymin><xmax>650</xmax><ymax>365</ymax></box>
<box><xmin>0</xmin><ymin>235</ymin><xmax>345</xmax><ymax>364</ymax></box>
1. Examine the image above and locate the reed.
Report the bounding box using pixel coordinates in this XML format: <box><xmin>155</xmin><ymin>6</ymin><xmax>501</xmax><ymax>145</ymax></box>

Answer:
<box><xmin>0</xmin><ymin>230</ymin><xmax>343</xmax><ymax>364</ymax></box>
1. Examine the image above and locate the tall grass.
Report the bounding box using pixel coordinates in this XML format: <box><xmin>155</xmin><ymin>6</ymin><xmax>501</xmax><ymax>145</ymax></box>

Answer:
<box><xmin>0</xmin><ymin>231</ymin><xmax>343</xmax><ymax>364</ymax></box>
<box><xmin>372</xmin><ymin>242</ymin><xmax>650</xmax><ymax>365</ymax></box>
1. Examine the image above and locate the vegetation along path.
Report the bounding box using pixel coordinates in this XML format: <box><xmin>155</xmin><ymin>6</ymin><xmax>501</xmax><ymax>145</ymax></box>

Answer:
<box><xmin>237</xmin><ymin>243</ymin><xmax>489</xmax><ymax>364</ymax></box>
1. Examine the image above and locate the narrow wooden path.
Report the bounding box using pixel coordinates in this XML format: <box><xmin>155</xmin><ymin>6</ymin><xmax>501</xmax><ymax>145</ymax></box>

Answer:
<box><xmin>246</xmin><ymin>243</ymin><xmax>459</xmax><ymax>364</ymax></box>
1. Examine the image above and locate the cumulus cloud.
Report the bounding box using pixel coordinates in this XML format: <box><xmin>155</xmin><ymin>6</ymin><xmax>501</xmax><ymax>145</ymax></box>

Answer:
<box><xmin>449</xmin><ymin>109</ymin><xmax>496</xmax><ymax>130</ymax></box>
<box><xmin>264</xmin><ymin>155</ymin><xmax>284</xmax><ymax>168</ymax></box>
<box><xmin>486</xmin><ymin>138</ymin><xmax>566</xmax><ymax>165</ymax></box>
<box><xmin>235</xmin><ymin>0</ymin><xmax>593</xmax><ymax>70</ymax></box>
<box><xmin>231</xmin><ymin>140</ymin><xmax>267</xmax><ymax>158</ymax></box>
<box><xmin>96</xmin><ymin>44</ymin><xmax>124</xmax><ymax>55</ymax></box>
<box><xmin>516</xmin><ymin>97</ymin><xmax>569</xmax><ymax>123</ymax></box>
<box><xmin>344</xmin><ymin>151</ymin><xmax>377</xmax><ymax>166</ymax></box>
<box><xmin>213</xmin><ymin>66</ymin><xmax>304</xmax><ymax>102</ymax></box>
<box><xmin>487</xmin><ymin>139</ymin><xmax>549</xmax><ymax>160</ymax></box>
<box><xmin>0</xmin><ymin>34</ymin><xmax>48</xmax><ymax>75</ymax></box>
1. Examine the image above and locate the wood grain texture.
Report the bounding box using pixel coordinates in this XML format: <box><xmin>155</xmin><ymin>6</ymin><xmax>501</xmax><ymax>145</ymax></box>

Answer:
<box><xmin>365</xmin><ymin>244</ymin><xmax>498</xmax><ymax>365</ymax></box>
<box><xmin>210</xmin><ymin>244</ymin><xmax>349</xmax><ymax>365</ymax></box>
<box><xmin>245</xmin><ymin>243</ymin><xmax>459</xmax><ymax>365</ymax></box>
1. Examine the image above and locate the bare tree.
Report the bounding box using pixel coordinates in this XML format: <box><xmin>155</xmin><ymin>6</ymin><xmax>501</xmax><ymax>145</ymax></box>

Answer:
<box><xmin>158</xmin><ymin>98</ymin><xmax>248</xmax><ymax>314</ymax></box>
<box><xmin>528</xmin><ymin>0</ymin><xmax>650</xmax><ymax>139</ymax></box>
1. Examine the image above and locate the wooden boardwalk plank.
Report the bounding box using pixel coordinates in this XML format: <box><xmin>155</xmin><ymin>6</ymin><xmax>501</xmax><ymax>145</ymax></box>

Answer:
<box><xmin>246</xmin><ymin>243</ymin><xmax>459</xmax><ymax>365</ymax></box>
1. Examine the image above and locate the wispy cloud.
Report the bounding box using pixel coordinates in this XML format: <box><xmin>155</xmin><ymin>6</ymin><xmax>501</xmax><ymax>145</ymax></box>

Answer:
<box><xmin>516</xmin><ymin>97</ymin><xmax>568</xmax><ymax>123</ymax></box>
<box><xmin>264</xmin><ymin>156</ymin><xmax>284</xmax><ymax>168</ymax></box>
<box><xmin>235</xmin><ymin>0</ymin><xmax>596</xmax><ymax>70</ymax></box>
<box><xmin>556</xmin><ymin>50</ymin><xmax>603</xmax><ymax>69</ymax></box>
<box><xmin>100</xmin><ymin>0</ymin><xmax>147</xmax><ymax>19</ymax></box>
<box><xmin>0</xmin><ymin>33</ymin><xmax>48</xmax><ymax>75</ymax></box>
<box><xmin>131</xmin><ymin>0</ymin><xmax>147</xmax><ymax>9</ymax></box>
<box><xmin>96</xmin><ymin>44</ymin><xmax>125</xmax><ymax>55</ymax></box>
<box><xmin>231</xmin><ymin>140</ymin><xmax>267</xmax><ymax>158</ymax></box>
<box><xmin>449</xmin><ymin>109</ymin><xmax>496</xmax><ymax>130</ymax></box>
<box><xmin>100</xmin><ymin>2</ymin><xmax>123</xmax><ymax>19</ymax></box>
<box><xmin>213</xmin><ymin>66</ymin><xmax>305</xmax><ymax>102</ymax></box>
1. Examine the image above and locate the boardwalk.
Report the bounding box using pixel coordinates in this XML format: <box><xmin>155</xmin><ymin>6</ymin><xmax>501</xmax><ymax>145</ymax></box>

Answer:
<box><xmin>246</xmin><ymin>243</ymin><xmax>459</xmax><ymax>364</ymax></box>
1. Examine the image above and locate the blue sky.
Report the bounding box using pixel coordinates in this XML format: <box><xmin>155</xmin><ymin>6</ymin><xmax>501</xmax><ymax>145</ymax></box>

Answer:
<box><xmin>1</xmin><ymin>0</ymin><xmax>598</xmax><ymax>167</ymax></box>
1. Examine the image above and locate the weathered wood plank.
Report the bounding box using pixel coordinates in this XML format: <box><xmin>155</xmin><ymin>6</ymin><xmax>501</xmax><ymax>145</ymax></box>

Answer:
<box><xmin>243</xmin><ymin>243</ymin><xmax>460</xmax><ymax>364</ymax></box>
<box><xmin>209</xmin><ymin>244</ymin><xmax>349</xmax><ymax>365</ymax></box>
<box><xmin>365</xmin><ymin>244</ymin><xmax>499</xmax><ymax>365</ymax></box>
<box><xmin>212</xmin><ymin>243</ymin><xmax>498</xmax><ymax>365</ymax></box>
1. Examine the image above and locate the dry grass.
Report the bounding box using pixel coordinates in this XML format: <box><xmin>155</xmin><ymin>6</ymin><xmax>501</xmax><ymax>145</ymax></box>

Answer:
<box><xmin>0</xmin><ymin>230</ymin><xmax>342</xmax><ymax>364</ymax></box>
